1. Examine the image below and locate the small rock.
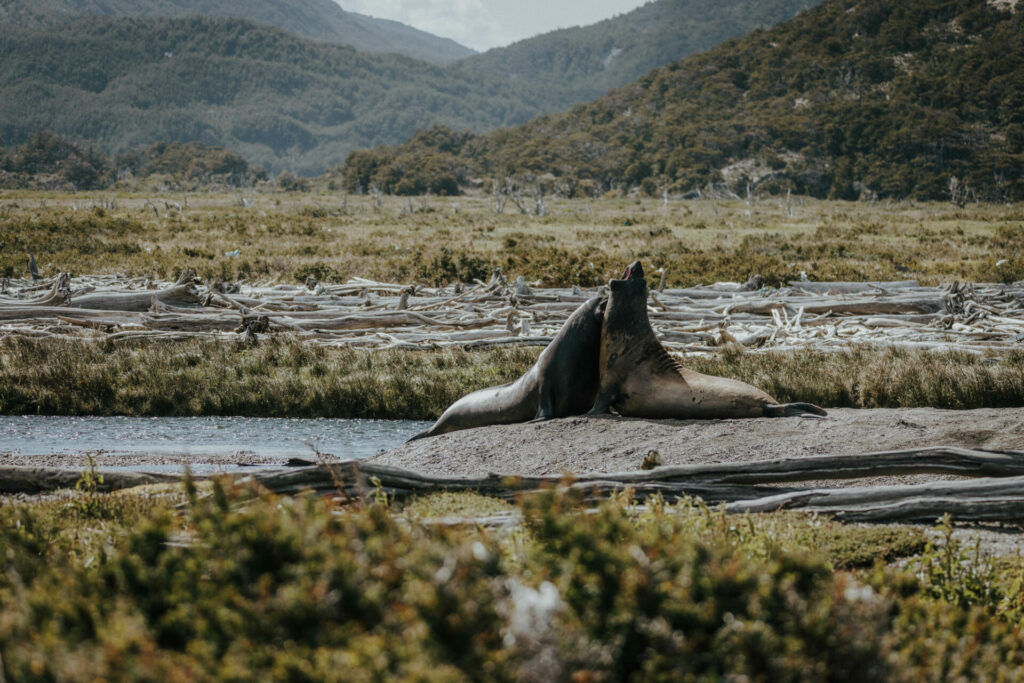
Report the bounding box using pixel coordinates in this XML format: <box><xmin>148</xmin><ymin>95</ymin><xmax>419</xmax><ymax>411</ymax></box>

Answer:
<box><xmin>641</xmin><ymin>449</ymin><xmax>662</xmax><ymax>470</ymax></box>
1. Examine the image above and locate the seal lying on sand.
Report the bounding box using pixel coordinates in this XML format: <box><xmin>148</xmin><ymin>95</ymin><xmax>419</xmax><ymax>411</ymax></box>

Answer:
<box><xmin>408</xmin><ymin>296</ymin><xmax>606</xmax><ymax>440</ymax></box>
<box><xmin>588</xmin><ymin>261</ymin><xmax>826</xmax><ymax>419</ymax></box>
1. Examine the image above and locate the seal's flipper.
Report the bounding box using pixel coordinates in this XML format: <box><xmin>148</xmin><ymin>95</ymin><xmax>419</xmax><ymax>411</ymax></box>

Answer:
<box><xmin>586</xmin><ymin>391</ymin><xmax>616</xmax><ymax>416</ymax></box>
<box><xmin>535</xmin><ymin>389</ymin><xmax>557</xmax><ymax>421</ymax></box>
<box><xmin>763</xmin><ymin>402</ymin><xmax>828</xmax><ymax>418</ymax></box>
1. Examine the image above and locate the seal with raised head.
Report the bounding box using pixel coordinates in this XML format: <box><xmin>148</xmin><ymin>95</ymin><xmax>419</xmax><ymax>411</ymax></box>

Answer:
<box><xmin>408</xmin><ymin>295</ymin><xmax>606</xmax><ymax>441</ymax></box>
<box><xmin>588</xmin><ymin>262</ymin><xmax>826</xmax><ymax>419</ymax></box>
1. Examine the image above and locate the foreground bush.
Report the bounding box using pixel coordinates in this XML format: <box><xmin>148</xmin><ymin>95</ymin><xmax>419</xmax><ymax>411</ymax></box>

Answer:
<box><xmin>2</xmin><ymin>337</ymin><xmax>1023</xmax><ymax>418</ymax></box>
<box><xmin>1</xmin><ymin>483</ymin><xmax>1022</xmax><ymax>680</ymax></box>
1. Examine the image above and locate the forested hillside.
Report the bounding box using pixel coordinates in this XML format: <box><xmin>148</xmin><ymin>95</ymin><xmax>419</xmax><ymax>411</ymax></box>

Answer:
<box><xmin>346</xmin><ymin>0</ymin><xmax>1024</xmax><ymax>202</ymax></box>
<box><xmin>0</xmin><ymin>0</ymin><xmax>473</xmax><ymax>64</ymax></box>
<box><xmin>0</xmin><ymin>0</ymin><xmax>828</xmax><ymax>174</ymax></box>
<box><xmin>455</xmin><ymin>0</ymin><xmax>818</xmax><ymax>110</ymax></box>
<box><xmin>0</xmin><ymin>17</ymin><xmax>535</xmax><ymax>175</ymax></box>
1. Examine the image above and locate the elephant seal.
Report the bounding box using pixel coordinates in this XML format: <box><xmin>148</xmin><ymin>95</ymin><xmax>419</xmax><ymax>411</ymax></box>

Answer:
<box><xmin>588</xmin><ymin>261</ymin><xmax>826</xmax><ymax>419</ymax></box>
<box><xmin>408</xmin><ymin>296</ymin><xmax>606</xmax><ymax>441</ymax></box>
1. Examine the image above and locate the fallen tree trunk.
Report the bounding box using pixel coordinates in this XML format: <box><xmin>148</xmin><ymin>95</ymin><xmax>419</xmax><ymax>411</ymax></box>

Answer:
<box><xmin>725</xmin><ymin>475</ymin><xmax>1024</xmax><ymax>516</ymax></box>
<box><xmin>69</xmin><ymin>283</ymin><xmax>202</xmax><ymax>311</ymax></box>
<box><xmin>0</xmin><ymin>467</ymin><xmax>179</xmax><ymax>494</ymax></box>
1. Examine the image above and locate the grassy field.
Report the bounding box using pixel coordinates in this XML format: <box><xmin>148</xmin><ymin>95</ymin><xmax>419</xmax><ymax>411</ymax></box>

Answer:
<box><xmin>2</xmin><ymin>191</ymin><xmax>1023</xmax><ymax>287</ymax></box>
<box><xmin>2</xmin><ymin>479</ymin><xmax>1023</xmax><ymax>680</ymax></box>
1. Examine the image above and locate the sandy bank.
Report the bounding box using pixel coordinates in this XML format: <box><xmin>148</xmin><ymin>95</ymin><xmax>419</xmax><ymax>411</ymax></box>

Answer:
<box><xmin>371</xmin><ymin>408</ymin><xmax>1024</xmax><ymax>481</ymax></box>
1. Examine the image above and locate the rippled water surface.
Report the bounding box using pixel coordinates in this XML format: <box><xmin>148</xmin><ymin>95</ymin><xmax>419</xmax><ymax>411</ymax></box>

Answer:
<box><xmin>0</xmin><ymin>416</ymin><xmax>431</xmax><ymax>463</ymax></box>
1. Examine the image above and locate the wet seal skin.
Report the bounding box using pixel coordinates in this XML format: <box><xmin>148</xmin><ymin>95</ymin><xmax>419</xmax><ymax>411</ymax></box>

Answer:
<box><xmin>408</xmin><ymin>296</ymin><xmax>606</xmax><ymax>441</ymax></box>
<box><xmin>588</xmin><ymin>261</ymin><xmax>827</xmax><ymax>420</ymax></box>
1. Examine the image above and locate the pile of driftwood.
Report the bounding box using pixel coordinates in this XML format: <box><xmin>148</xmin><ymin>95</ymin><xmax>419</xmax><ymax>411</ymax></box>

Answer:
<box><xmin>2</xmin><ymin>269</ymin><xmax>1023</xmax><ymax>354</ymax></box>
<box><xmin>4</xmin><ymin>446</ymin><xmax>1024</xmax><ymax>525</ymax></box>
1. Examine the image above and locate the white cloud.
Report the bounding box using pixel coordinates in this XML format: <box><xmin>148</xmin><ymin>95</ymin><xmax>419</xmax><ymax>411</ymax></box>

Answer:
<box><xmin>341</xmin><ymin>0</ymin><xmax>502</xmax><ymax>51</ymax></box>
<box><xmin>338</xmin><ymin>0</ymin><xmax>650</xmax><ymax>51</ymax></box>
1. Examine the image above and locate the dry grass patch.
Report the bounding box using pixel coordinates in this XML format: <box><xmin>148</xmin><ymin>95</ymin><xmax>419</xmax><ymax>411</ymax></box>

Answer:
<box><xmin>2</xmin><ymin>192</ymin><xmax>1022</xmax><ymax>286</ymax></box>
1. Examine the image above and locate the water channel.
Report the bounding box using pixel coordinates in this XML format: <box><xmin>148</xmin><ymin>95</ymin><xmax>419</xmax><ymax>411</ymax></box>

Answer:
<box><xmin>0</xmin><ymin>416</ymin><xmax>432</xmax><ymax>473</ymax></box>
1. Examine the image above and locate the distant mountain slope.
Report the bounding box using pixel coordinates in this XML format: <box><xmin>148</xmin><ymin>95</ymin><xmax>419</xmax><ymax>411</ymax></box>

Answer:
<box><xmin>454</xmin><ymin>0</ymin><xmax>819</xmax><ymax>109</ymax></box>
<box><xmin>348</xmin><ymin>0</ymin><xmax>1024</xmax><ymax>201</ymax></box>
<box><xmin>0</xmin><ymin>0</ymin><xmax>474</xmax><ymax>64</ymax></box>
<box><xmin>0</xmin><ymin>17</ymin><xmax>529</xmax><ymax>174</ymax></box>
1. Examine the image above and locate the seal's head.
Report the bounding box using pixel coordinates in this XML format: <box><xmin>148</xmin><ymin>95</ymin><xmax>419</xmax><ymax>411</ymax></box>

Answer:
<box><xmin>610</xmin><ymin>261</ymin><xmax>645</xmax><ymax>289</ymax></box>
<box><xmin>605</xmin><ymin>260</ymin><xmax>649</xmax><ymax>331</ymax></box>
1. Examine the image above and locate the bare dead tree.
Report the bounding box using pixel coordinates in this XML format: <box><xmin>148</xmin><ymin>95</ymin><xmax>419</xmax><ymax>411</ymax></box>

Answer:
<box><xmin>505</xmin><ymin>178</ymin><xmax>531</xmax><ymax>216</ymax></box>
<box><xmin>370</xmin><ymin>183</ymin><xmax>383</xmax><ymax>212</ymax></box>
<box><xmin>948</xmin><ymin>176</ymin><xmax>971</xmax><ymax>208</ymax></box>
<box><xmin>492</xmin><ymin>179</ymin><xmax>508</xmax><ymax>214</ymax></box>
<box><xmin>532</xmin><ymin>183</ymin><xmax>547</xmax><ymax>217</ymax></box>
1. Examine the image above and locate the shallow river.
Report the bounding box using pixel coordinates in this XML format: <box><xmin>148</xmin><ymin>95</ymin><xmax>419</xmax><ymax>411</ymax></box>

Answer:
<box><xmin>0</xmin><ymin>416</ymin><xmax>432</xmax><ymax>472</ymax></box>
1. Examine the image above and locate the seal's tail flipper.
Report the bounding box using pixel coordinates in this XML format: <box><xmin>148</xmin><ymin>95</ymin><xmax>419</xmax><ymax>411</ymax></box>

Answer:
<box><xmin>764</xmin><ymin>402</ymin><xmax>828</xmax><ymax>418</ymax></box>
<box><xmin>405</xmin><ymin>430</ymin><xmax>431</xmax><ymax>443</ymax></box>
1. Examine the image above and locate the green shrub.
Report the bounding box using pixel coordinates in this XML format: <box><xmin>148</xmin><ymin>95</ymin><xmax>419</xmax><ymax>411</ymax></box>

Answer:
<box><xmin>1</xmin><ymin>486</ymin><xmax>1023</xmax><ymax>679</ymax></box>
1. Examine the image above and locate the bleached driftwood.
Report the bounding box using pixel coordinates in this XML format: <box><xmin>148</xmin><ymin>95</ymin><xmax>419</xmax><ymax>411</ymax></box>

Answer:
<box><xmin>0</xmin><ymin>271</ymin><xmax>1021</xmax><ymax>353</ymax></box>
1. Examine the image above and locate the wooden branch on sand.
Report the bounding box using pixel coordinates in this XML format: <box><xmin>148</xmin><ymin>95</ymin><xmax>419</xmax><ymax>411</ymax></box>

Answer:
<box><xmin>625</xmin><ymin>447</ymin><xmax>1024</xmax><ymax>484</ymax></box>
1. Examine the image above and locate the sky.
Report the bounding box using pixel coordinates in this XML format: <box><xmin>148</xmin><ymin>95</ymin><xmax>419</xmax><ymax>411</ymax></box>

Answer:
<box><xmin>339</xmin><ymin>0</ymin><xmax>652</xmax><ymax>52</ymax></box>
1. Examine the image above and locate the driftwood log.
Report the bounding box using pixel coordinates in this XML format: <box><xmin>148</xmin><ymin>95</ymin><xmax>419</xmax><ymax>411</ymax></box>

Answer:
<box><xmin>0</xmin><ymin>467</ymin><xmax>179</xmax><ymax>494</ymax></box>
<box><xmin>5</xmin><ymin>447</ymin><xmax>1024</xmax><ymax>525</ymax></box>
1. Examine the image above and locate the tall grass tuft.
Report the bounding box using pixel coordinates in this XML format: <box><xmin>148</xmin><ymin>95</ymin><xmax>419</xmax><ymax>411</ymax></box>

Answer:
<box><xmin>2</xmin><ymin>337</ymin><xmax>1022</xmax><ymax>418</ymax></box>
<box><xmin>691</xmin><ymin>346</ymin><xmax>1024</xmax><ymax>410</ymax></box>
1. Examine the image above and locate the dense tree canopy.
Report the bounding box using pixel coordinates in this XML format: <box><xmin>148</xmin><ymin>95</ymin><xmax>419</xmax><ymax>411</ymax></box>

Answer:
<box><xmin>0</xmin><ymin>17</ymin><xmax>537</xmax><ymax>175</ymax></box>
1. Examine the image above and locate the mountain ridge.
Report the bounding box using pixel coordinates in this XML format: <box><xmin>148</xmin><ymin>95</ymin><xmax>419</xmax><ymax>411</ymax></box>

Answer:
<box><xmin>454</xmin><ymin>0</ymin><xmax>818</xmax><ymax>111</ymax></box>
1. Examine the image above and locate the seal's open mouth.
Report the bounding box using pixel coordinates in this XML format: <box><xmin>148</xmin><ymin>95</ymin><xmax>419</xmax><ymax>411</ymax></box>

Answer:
<box><xmin>622</xmin><ymin>261</ymin><xmax>644</xmax><ymax>280</ymax></box>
